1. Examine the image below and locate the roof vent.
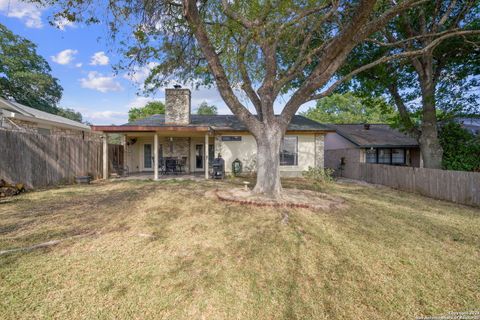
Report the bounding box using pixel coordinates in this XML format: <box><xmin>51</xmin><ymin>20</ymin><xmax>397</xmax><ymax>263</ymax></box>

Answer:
<box><xmin>364</xmin><ymin>124</ymin><xmax>370</xmax><ymax>130</ymax></box>
<box><xmin>173</xmin><ymin>84</ymin><xmax>182</xmax><ymax>89</ymax></box>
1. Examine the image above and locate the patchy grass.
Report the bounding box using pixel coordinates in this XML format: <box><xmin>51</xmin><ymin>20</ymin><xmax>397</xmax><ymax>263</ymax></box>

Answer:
<box><xmin>0</xmin><ymin>178</ymin><xmax>479</xmax><ymax>319</ymax></box>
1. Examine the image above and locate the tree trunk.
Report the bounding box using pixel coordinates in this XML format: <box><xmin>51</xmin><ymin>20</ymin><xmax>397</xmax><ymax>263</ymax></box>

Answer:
<box><xmin>418</xmin><ymin>57</ymin><xmax>443</xmax><ymax>169</ymax></box>
<box><xmin>419</xmin><ymin>98</ymin><xmax>443</xmax><ymax>169</ymax></box>
<box><xmin>252</xmin><ymin>127</ymin><xmax>283</xmax><ymax>198</ymax></box>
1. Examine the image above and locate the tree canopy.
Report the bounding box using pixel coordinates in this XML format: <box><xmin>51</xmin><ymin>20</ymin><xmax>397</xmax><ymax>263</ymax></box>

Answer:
<box><xmin>56</xmin><ymin>107</ymin><xmax>83</xmax><ymax>123</ymax></box>
<box><xmin>196</xmin><ymin>102</ymin><xmax>218</xmax><ymax>115</ymax></box>
<box><xmin>128</xmin><ymin>101</ymin><xmax>165</xmax><ymax>122</ymax></box>
<box><xmin>341</xmin><ymin>0</ymin><xmax>480</xmax><ymax>168</ymax></box>
<box><xmin>302</xmin><ymin>93</ymin><xmax>395</xmax><ymax>124</ymax></box>
<box><xmin>0</xmin><ymin>23</ymin><xmax>63</xmax><ymax>114</ymax></box>
<box><xmin>440</xmin><ymin>121</ymin><xmax>480</xmax><ymax>172</ymax></box>
<box><xmin>46</xmin><ymin>0</ymin><xmax>480</xmax><ymax>195</ymax></box>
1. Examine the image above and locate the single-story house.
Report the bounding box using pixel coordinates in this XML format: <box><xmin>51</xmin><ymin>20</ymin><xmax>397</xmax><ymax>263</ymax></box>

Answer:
<box><xmin>0</xmin><ymin>97</ymin><xmax>91</xmax><ymax>137</ymax></box>
<box><xmin>453</xmin><ymin>117</ymin><xmax>480</xmax><ymax>136</ymax></box>
<box><xmin>324</xmin><ymin>123</ymin><xmax>421</xmax><ymax>179</ymax></box>
<box><xmin>92</xmin><ymin>87</ymin><xmax>332</xmax><ymax>179</ymax></box>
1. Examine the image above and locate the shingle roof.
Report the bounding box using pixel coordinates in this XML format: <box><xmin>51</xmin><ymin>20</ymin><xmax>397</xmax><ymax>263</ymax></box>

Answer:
<box><xmin>0</xmin><ymin>97</ymin><xmax>90</xmax><ymax>131</ymax></box>
<box><xmin>122</xmin><ymin>114</ymin><xmax>330</xmax><ymax>131</ymax></box>
<box><xmin>328</xmin><ymin>124</ymin><xmax>419</xmax><ymax>147</ymax></box>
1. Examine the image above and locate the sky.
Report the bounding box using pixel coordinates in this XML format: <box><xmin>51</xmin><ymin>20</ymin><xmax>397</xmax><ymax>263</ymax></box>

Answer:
<box><xmin>0</xmin><ymin>0</ymin><xmax>316</xmax><ymax>125</ymax></box>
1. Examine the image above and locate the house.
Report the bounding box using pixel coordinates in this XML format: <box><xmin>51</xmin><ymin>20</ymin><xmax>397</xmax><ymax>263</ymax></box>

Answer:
<box><xmin>0</xmin><ymin>97</ymin><xmax>91</xmax><ymax>136</ymax></box>
<box><xmin>324</xmin><ymin>123</ymin><xmax>421</xmax><ymax>179</ymax></box>
<box><xmin>92</xmin><ymin>87</ymin><xmax>332</xmax><ymax>179</ymax></box>
<box><xmin>453</xmin><ymin>117</ymin><xmax>480</xmax><ymax>136</ymax></box>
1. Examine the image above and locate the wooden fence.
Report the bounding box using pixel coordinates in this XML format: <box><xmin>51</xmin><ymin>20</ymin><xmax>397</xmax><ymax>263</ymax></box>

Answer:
<box><xmin>359</xmin><ymin>163</ymin><xmax>480</xmax><ymax>207</ymax></box>
<box><xmin>0</xmin><ymin>130</ymin><xmax>122</xmax><ymax>188</ymax></box>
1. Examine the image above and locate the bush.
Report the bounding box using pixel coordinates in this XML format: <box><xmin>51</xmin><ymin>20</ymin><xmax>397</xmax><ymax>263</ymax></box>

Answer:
<box><xmin>302</xmin><ymin>167</ymin><xmax>334</xmax><ymax>191</ymax></box>
<box><xmin>440</xmin><ymin>122</ymin><xmax>480</xmax><ymax>172</ymax></box>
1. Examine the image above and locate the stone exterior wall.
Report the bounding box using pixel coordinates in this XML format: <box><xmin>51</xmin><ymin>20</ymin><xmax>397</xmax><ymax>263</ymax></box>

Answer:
<box><xmin>314</xmin><ymin>134</ymin><xmax>325</xmax><ymax>168</ymax></box>
<box><xmin>165</xmin><ymin>88</ymin><xmax>191</xmax><ymax>125</ymax></box>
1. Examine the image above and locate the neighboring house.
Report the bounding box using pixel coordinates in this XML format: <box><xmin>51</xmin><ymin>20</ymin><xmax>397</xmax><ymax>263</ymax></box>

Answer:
<box><xmin>0</xmin><ymin>97</ymin><xmax>91</xmax><ymax>137</ymax></box>
<box><xmin>324</xmin><ymin>124</ymin><xmax>421</xmax><ymax>179</ymax></box>
<box><xmin>453</xmin><ymin>117</ymin><xmax>480</xmax><ymax>136</ymax></box>
<box><xmin>92</xmin><ymin>87</ymin><xmax>331</xmax><ymax>179</ymax></box>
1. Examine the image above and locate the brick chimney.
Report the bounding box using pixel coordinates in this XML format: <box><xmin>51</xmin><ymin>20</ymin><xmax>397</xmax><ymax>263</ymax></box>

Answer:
<box><xmin>165</xmin><ymin>85</ymin><xmax>191</xmax><ymax>125</ymax></box>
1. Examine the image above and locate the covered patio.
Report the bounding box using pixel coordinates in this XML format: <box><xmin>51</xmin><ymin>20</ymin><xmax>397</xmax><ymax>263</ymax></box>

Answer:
<box><xmin>94</xmin><ymin>125</ymin><xmax>215</xmax><ymax>180</ymax></box>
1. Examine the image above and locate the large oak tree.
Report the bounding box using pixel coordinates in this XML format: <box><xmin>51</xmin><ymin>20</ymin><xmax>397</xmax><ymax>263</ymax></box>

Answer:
<box><xmin>48</xmin><ymin>0</ymin><xmax>479</xmax><ymax>196</ymax></box>
<box><xmin>342</xmin><ymin>0</ymin><xmax>480</xmax><ymax>168</ymax></box>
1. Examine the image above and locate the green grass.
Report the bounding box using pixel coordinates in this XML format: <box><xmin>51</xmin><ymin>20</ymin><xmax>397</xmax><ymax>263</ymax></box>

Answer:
<box><xmin>0</xmin><ymin>178</ymin><xmax>479</xmax><ymax>319</ymax></box>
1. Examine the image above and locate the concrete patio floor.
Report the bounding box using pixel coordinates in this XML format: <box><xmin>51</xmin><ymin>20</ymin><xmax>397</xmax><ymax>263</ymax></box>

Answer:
<box><xmin>113</xmin><ymin>172</ymin><xmax>207</xmax><ymax>181</ymax></box>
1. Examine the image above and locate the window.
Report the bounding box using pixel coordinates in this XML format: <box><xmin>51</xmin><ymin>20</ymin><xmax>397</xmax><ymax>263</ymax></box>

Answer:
<box><xmin>366</xmin><ymin>149</ymin><xmax>377</xmax><ymax>163</ymax></box>
<box><xmin>37</xmin><ymin>128</ymin><xmax>50</xmax><ymax>135</ymax></box>
<box><xmin>391</xmin><ymin>148</ymin><xmax>405</xmax><ymax>164</ymax></box>
<box><xmin>221</xmin><ymin>136</ymin><xmax>242</xmax><ymax>141</ymax></box>
<box><xmin>377</xmin><ymin>149</ymin><xmax>391</xmax><ymax>164</ymax></box>
<box><xmin>144</xmin><ymin>144</ymin><xmax>152</xmax><ymax>168</ymax></box>
<box><xmin>195</xmin><ymin>144</ymin><xmax>204</xmax><ymax>169</ymax></box>
<box><xmin>366</xmin><ymin>148</ymin><xmax>406</xmax><ymax>165</ymax></box>
<box><xmin>280</xmin><ymin>136</ymin><xmax>298</xmax><ymax>166</ymax></box>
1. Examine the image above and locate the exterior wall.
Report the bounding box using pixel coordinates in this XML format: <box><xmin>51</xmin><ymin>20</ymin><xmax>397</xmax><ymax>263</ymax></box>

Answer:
<box><xmin>324</xmin><ymin>132</ymin><xmax>357</xmax><ymax>150</ymax></box>
<box><xmin>165</xmin><ymin>88</ymin><xmax>191</xmax><ymax>125</ymax></box>
<box><xmin>410</xmin><ymin>148</ymin><xmax>421</xmax><ymax>167</ymax></box>
<box><xmin>324</xmin><ymin>148</ymin><xmax>362</xmax><ymax>179</ymax></box>
<box><xmin>2</xmin><ymin>117</ymin><xmax>94</xmax><ymax>139</ymax></box>
<box><xmin>125</xmin><ymin>136</ymin><xmax>191</xmax><ymax>173</ymax></box>
<box><xmin>215</xmin><ymin>133</ymin><xmax>325</xmax><ymax>177</ymax></box>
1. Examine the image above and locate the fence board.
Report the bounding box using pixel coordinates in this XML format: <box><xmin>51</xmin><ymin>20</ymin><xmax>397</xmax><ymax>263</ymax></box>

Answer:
<box><xmin>0</xmin><ymin>130</ymin><xmax>122</xmax><ymax>188</ymax></box>
<box><xmin>359</xmin><ymin>163</ymin><xmax>480</xmax><ymax>207</ymax></box>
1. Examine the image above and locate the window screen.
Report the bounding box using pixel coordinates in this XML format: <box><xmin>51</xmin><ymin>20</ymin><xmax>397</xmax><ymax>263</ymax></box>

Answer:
<box><xmin>392</xmin><ymin>148</ymin><xmax>405</xmax><ymax>164</ymax></box>
<box><xmin>377</xmin><ymin>149</ymin><xmax>391</xmax><ymax>164</ymax></box>
<box><xmin>366</xmin><ymin>149</ymin><xmax>377</xmax><ymax>163</ymax></box>
<box><xmin>280</xmin><ymin>136</ymin><xmax>298</xmax><ymax>166</ymax></box>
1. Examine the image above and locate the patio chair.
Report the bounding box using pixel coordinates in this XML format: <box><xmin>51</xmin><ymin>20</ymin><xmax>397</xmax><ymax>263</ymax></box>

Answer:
<box><xmin>165</xmin><ymin>158</ymin><xmax>178</xmax><ymax>174</ymax></box>
<box><xmin>159</xmin><ymin>158</ymin><xmax>166</xmax><ymax>175</ymax></box>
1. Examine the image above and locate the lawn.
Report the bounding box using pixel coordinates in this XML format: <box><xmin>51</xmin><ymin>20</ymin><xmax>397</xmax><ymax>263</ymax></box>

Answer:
<box><xmin>0</xmin><ymin>178</ymin><xmax>479</xmax><ymax>319</ymax></box>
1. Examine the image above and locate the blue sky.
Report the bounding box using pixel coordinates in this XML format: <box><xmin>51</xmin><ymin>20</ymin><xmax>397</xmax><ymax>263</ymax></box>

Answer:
<box><xmin>0</xmin><ymin>0</ymin><xmax>315</xmax><ymax>124</ymax></box>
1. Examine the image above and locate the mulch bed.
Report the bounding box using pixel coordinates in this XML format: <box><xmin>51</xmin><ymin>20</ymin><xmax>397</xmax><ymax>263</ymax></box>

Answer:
<box><xmin>214</xmin><ymin>188</ymin><xmax>347</xmax><ymax>211</ymax></box>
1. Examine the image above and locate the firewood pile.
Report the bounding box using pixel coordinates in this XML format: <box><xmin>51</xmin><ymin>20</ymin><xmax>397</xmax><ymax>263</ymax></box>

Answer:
<box><xmin>0</xmin><ymin>179</ymin><xmax>25</xmax><ymax>198</ymax></box>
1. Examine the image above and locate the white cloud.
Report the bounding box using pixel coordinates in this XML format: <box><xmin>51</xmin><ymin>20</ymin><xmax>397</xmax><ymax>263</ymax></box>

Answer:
<box><xmin>128</xmin><ymin>96</ymin><xmax>156</xmax><ymax>108</ymax></box>
<box><xmin>89</xmin><ymin>51</ymin><xmax>110</xmax><ymax>66</ymax></box>
<box><xmin>123</xmin><ymin>62</ymin><xmax>159</xmax><ymax>84</ymax></box>
<box><xmin>51</xmin><ymin>49</ymin><xmax>78</xmax><ymax>65</ymax></box>
<box><xmin>75</xmin><ymin>63</ymin><xmax>83</xmax><ymax>68</ymax></box>
<box><xmin>54</xmin><ymin>17</ymin><xmax>75</xmax><ymax>31</ymax></box>
<box><xmin>80</xmin><ymin>71</ymin><xmax>123</xmax><ymax>93</ymax></box>
<box><xmin>0</xmin><ymin>0</ymin><xmax>44</xmax><ymax>28</ymax></box>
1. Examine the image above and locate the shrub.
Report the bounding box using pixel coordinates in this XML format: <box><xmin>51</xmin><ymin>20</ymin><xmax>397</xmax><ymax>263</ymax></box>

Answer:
<box><xmin>440</xmin><ymin>122</ymin><xmax>480</xmax><ymax>172</ymax></box>
<box><xmin>302</xmin><ymin>167</ymin><xmax>334</xmax><ymax>191</ymax></box>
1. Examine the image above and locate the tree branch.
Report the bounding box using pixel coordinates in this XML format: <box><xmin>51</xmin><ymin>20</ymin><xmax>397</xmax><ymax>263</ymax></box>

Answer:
<box><xmin>237</xmin><ymin>38</ymin><xmax>262</xmax><ymax>116</ymax></box>
<box><xmin>220</xmin><ymin>0</ymin><xmax>260</xmax><ymax>29</ymax></box>
<box><xmin>308</xmin><ymin>29</ymin><xmax>480</xmax><ymax>101</ymax></box>
<box><xmin>182</xmin><ymin>0</ymin><xmax>260</xmax><ymax>131</ymax></box>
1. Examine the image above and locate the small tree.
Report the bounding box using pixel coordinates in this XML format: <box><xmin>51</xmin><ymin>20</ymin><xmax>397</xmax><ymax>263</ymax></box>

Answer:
<box><xmin>303</xmin><ymin>93</ymin><xmax>395</xmax><ymax>124</ymax></box>
<box><xmin>196</xmin><ymin>102</ymin><xmax>218</xmax><ymax>115</ymax></box>
<box><xmin>0</xmin><ymin>23</ymin><xmax>62</xmax><ymax>114</ymax></box>
<box><xmin>128</xmin><ymin>101</ymin><xmax>165</xmax><ymax>122</ymax></box>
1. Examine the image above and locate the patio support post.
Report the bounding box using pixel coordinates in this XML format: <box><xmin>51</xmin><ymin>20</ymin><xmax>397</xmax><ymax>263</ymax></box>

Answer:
<box><xmin>205</xmin><ymin>133</ymin><xmax>209</xmax><ymax>179</ymax></box>
<box><xmin>103</xmin><ymin>133</ymin><xmax>108</xmax><ymax>179</ymax></box>
<box><xmin>154</xmin><ymin>133</ymin><xmax>159</xmax><ymax>180</ymax></box>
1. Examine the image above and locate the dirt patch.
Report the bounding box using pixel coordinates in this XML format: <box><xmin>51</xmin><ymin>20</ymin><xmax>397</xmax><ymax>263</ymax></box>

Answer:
<box><xmin>215</xmin><ymin>188</ymin><xmax>347</xmax><ymax>211</ymax></box>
